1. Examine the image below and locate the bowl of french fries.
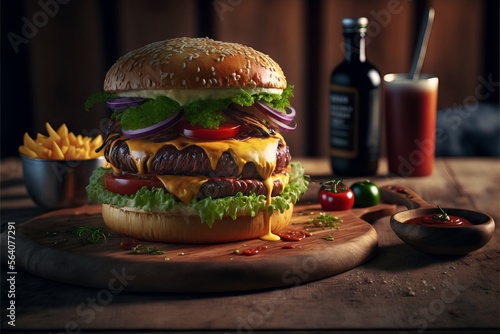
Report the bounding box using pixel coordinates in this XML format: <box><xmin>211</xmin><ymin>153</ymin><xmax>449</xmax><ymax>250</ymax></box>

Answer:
<box><xmin>19</xmin><ymin>122</ymin><xmax>106</xmax><ymax>210</ymax></box>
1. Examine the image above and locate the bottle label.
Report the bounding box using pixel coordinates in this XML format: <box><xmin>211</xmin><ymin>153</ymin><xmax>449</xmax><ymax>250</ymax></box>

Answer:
<box><xmin>329</xmin><ymin>85</ymin><xmax>359</xmax><ymax>158</ymax></box>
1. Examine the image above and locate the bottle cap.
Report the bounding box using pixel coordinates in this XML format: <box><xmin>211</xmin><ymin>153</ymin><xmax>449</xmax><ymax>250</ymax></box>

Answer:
<box><xmin>342</xmin><ymin>17</ymin><xmax>368</xmax><ymax>33</ymax></box>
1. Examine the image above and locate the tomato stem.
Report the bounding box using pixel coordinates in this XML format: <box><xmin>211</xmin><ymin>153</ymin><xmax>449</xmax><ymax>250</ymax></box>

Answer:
<box><xmin>320</xmin><ymin>179</ymin><xmax>346</xmax><ymax>193</ymax></box>
<box><xmin>432</xmin><ymin>205</ymin><xmax>450</xmax><ymax>221</ymax></box>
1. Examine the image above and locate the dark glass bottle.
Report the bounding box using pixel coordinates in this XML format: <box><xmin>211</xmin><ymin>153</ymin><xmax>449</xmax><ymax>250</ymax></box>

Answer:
<box><xmin>329</xmin><ymin>17</ymin><xmax>381</xmax><ymax>176</ymax></box>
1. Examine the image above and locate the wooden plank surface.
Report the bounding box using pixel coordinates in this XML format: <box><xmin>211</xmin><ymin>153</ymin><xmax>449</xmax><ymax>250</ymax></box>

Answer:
<box><xmin>1</xmin><ymin>157</ymin><xmax>498</xmax><ymax>332</ymax></box>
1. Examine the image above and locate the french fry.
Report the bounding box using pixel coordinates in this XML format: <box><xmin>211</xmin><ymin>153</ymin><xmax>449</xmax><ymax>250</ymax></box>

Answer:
<box><xmin>23</xmin><ymin>133</ymin><xmax>49</xmax><ymax>157</ymax></box>
<box><xmin>60</xmin><ymin>133</ymin><xmax>70</xmax><ymax>149</ymax></box>
<box><xmin>76</xmin><ymin>134</ymin><xmax>84</xmax><ymax>146</ymax></box>
<box><xmin>45</xmin><ymin>122</ymin><xmax>61</xmax><ymax>142</ymax></box>
<box><xmin>68</xmin><ymin>132</ymin><xmax>78</xmax><ymax>146</ymax></box>
<box><xmin>65</xmin><ymin>146</ymin><xmax>76</xmax><ymax>160</ymax></box>
<box><xmin>36</xmin><ymin>133</ymin><xmax>48</xmax><ymax>142</ymax></box>
<box><xmin>51</xmin><ymin>141</ymin><xmax>65</xmax><ymax>160</ymax></box>
<box><xmin>90</xmin><ymin>135</ymin><xmax>103</xmax><ymax>150</ymax></box>
<box><xmin>19</xmin><ymin>145</ymin><xmax>37</xmax><ymax>158</ymax></box>
<box><xmin>75</xmin><ymin>148</ymin><xmax>85</xmax><ymax>159</ymax></box>
<box><xmin>19</xmin><ymin>122</ymin><xmax>104</xmax><ymax>160</ymax></box>
<box><xmin>57</xmin><ymin>123</ymin><xmax>69</xmax><ymax>138</ymax></box>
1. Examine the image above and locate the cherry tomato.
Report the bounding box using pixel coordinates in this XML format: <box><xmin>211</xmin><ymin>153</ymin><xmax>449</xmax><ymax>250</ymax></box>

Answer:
<box><xmin>350</xmin><ymin>180</ymin><xmax>380</xmax><ymax>208</ymax></box>
<box><xmin>319</xmin><ymin>180</ymin><xmax>354</xmax><ymax>211</ymax></box>
<box><xmin>103</xmin><ymin>173</ymin><xmax>164</xmax><ymax>195</ymax></box>
<box><xmin>178</xmin><ymin>121</ymin><xmax>241</xmax><ymax>140</ymax></box>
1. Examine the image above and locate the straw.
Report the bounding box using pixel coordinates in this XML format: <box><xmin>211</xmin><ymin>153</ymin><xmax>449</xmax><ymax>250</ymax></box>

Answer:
<box><xmin>409</xmin><ymin>7</ymin><xmax>435</xmax><ymax>80</ymax></box>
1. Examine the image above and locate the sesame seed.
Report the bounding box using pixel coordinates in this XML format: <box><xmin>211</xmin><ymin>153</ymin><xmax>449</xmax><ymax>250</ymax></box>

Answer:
<box><xmin>197</xmin><ymin>67</ymin><xmax>201</xmax><ymax>72</ymax></box>
<box><xmin>196</xmin><ymin>76</ymin><xmax>199</xmax><ymax>82</ymax></box>
<box><xmin>202</xmin><ymin>79</ymin><xmax>206</xmax><ymax>85</ymax></box>
<box><xmin>182</xmin><ymin>79</ymin><xmax>187</xmax><ymax>86</ymax></box>
<box><xmin>211</xmin><ymin>66</ymin><xmax>215</xmax><ymax>72</ymax></box>
<box><xmin>182</xmin><ymin>62</ymin><xmax>186</xmax><ymax>69</ymax></box>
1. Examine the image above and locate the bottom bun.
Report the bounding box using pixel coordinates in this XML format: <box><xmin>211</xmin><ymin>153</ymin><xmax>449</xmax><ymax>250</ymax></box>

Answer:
<box><xmin>101</xmin><ymin>204</ymin><xmax>294</xmax><ymax>244</ymax></box>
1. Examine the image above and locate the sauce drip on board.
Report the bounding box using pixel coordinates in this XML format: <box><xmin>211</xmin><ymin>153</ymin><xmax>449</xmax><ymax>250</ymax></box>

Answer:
<box><xmin>277</xmin><ymin>230</ymin><xmax>312</xmax><ymax>241</ymax></box>
<box><xmin>260</xmin><ymin>177</ymin><xmax>281</xmax><ymax>241</ymax></box>
<box><xmin>241</xmin><ymin>246</ymin><xmax>268</xmax><ymax>256</ymax></box>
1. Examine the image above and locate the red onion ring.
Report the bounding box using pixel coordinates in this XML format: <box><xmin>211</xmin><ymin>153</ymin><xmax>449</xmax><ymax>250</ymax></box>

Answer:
<box><xmin>122</xmin><ymin>110</ymin><xmax>183</xmax><ymax>139</ymax></box>
<box><xmin>266</xmin><ymin>117</ymin><xmax>297</xmax><ymax>132</ymax></box>
<box><xmin>229</xmin><ymin>103</ymin><xmax>297</xmax><ymax>133</ymax></box>
<box><xmin>106</xmin><ymin>97</ymin><xmax>148</xmax><ymax>110</ymax></box>
<box><xmin>254</xmin><ymin>101</ymin><xmax>296</xmax><ymax>125</ymax></box>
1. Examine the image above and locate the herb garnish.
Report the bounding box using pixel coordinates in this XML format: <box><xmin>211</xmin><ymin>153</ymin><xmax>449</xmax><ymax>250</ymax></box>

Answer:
<box><xmin>131</xmin><ymin>245</ymin><xmax>164</xmax><ymax>255</ymax></box>
<box><xmin>309</xmin><ymin>212</ymin><xmax>343</xmax><ymax>229</ymax></box>
<box><xmin>72</xmin><ymin>226</ymin><xmax>111</xmax><ymax>244</ymax></box>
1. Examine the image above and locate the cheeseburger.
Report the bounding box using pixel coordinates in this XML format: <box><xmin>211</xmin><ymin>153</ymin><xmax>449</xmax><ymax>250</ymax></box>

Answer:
<box><xmin>86</xmin><ymin>37</ymin><xmax>309</xmax><ymax>243</ymax></box>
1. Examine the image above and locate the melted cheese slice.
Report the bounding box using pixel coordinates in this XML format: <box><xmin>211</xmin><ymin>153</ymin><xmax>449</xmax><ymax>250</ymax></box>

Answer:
<box><xmin>156</xmin><ymin>175</ymin><xmax>207</xmax><ymax>204</ymax></box>
<box><xmin>156</xmin><ymin>173</ymin><xmax>290</xmax><ymax>206</ymax></box>
<box><xmin>122</xmin><ymin>134</ymin><xmax>284</xmax><ymax>181</ymax></box>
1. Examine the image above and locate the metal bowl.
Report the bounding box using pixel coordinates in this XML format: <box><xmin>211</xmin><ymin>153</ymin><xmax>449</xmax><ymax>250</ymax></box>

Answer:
<box><xmin>21</xmin><ymin>155</ymin><xmax>106</xmax><ymax>210</ymax></box>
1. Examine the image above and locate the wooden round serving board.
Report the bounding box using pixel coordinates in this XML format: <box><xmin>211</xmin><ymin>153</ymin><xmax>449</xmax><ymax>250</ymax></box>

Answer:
<box><xmin>2</xmin><ymin>203</ymin><xmax>395</xmax><ymax>293</ymax></box>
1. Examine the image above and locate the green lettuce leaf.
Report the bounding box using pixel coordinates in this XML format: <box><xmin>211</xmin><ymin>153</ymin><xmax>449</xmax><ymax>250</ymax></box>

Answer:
<box><xmin>84</xmin><ymin>92</ymin><xmax>118</xmax><ymax>112</ymax></box>
<box><xmin>86</xmin><ymin>161</ymin><xmax>309</xmax><ymax>228</ymax></box>
<box><xmin>120</xmin><ymin>97</ymin><xmax>181</xmax><ymax>130</ymax></box>
<box><xmin>183</xmin><ymin>98</ymin><xmax>231</xmax><ymax>129</ymax></box>
<box><xmin>246</xmin><ymin>84</ymin><xmax>295</xmax><ymax>111</ymax></box>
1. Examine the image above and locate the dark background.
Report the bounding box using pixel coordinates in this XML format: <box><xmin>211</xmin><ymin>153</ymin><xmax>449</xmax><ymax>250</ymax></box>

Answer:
<box><xmin>2</xmin><ymin>0</ymin><xmax>499</xmax><ymax>158</ymax></box>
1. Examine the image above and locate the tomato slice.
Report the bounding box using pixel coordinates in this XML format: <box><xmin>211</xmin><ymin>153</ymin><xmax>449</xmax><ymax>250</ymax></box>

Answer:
<box><xmin>178</xmin><ymin>121</ymin><xmax>241</xmax><ymax>140</ymax></box>
<box><xmin>104</xmin><ymin>173</ymin><xmax>164</xmax><ymax>195</ymax></box>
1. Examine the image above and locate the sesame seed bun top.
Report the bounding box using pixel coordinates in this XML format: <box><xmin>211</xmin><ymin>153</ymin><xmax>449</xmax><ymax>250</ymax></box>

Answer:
<box><xmin>104</xmin><ymin>37</ymin><xmax>287</xmax><ymax>98</ymax></box>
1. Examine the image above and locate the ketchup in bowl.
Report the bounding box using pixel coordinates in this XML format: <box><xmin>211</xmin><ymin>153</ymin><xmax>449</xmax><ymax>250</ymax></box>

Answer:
<box><xmin>405</xmin><ymin>206</ymin><xmax>473</xmax><ymax>227</ymax></box>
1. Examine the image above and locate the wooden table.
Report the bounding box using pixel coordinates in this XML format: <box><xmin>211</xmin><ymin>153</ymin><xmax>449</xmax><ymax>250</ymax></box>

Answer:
<box><xmin>1</xmin><ymin>157</ymin><xmax>499</xmax><ymax>333</ymax></box>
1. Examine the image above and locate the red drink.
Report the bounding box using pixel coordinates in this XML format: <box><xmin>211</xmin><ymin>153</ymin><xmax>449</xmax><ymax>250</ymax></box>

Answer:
<box><xmin>384</xmin><ymin>74</ymin><xmax>439</xmax><ymax>176</ymax></box>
